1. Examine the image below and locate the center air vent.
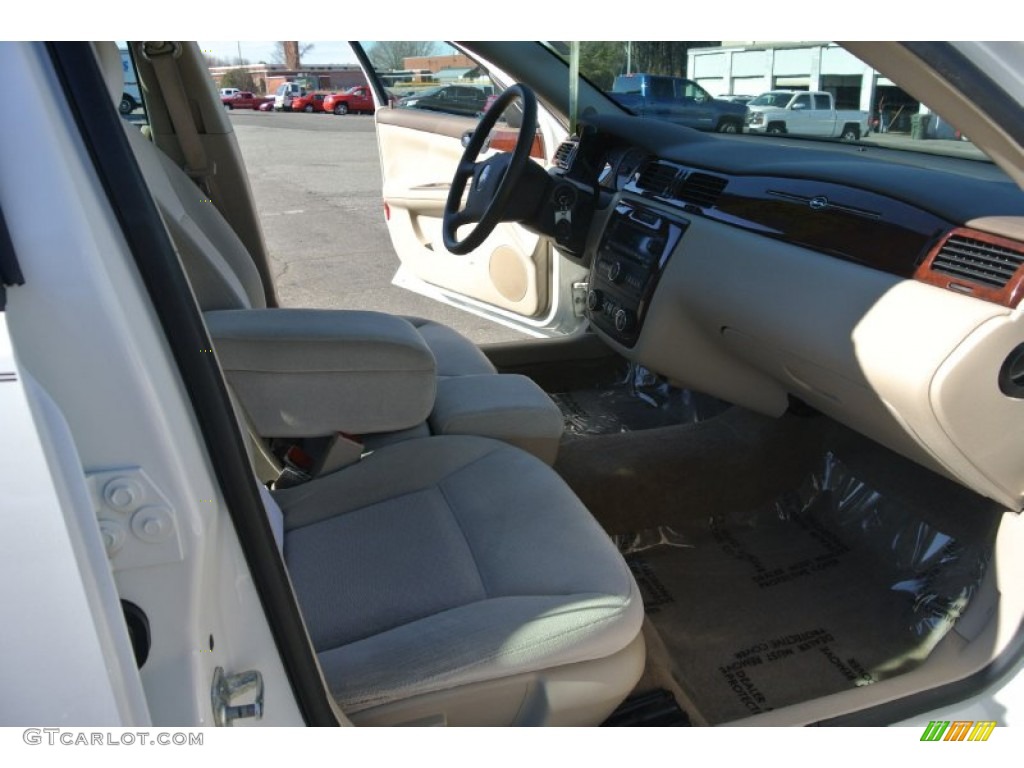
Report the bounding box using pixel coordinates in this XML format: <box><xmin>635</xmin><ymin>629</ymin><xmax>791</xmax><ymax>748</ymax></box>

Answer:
<box><xmin>931</xmin><ymin>233</ymin><xmax>1024</xmax><ymax>289</ymax></box>
<box><xmin>553</xmin><ymin>140</ymin><xmax>578</xmax><ymax>171</ymax></box>
<box><xmin>677</xmin><ymin>172</ymin><xmax>728</xmax><ymax>208</ymax></box>
<box><xmin>635</xmin><ymin>161</ymin><xmax>680</xmax><ymax>197</ymax></box>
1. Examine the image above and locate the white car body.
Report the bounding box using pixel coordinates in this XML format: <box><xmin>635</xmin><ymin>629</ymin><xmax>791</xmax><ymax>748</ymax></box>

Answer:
<box><xmin>746</xmin><ymin>90</ymin><xmax>870</xmax><ymax>139</ymax></box>
<box><xmin>273</xmin><ymin>81</ymin><xmax>304</xmax><ymax>111</ymax></box>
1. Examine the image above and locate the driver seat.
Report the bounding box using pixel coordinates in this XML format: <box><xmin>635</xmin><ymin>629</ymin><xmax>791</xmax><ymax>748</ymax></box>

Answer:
<box><xmin>94</xmin><ymin>42</ymin><xmax>564</xmax><ymax>464</ymax></box>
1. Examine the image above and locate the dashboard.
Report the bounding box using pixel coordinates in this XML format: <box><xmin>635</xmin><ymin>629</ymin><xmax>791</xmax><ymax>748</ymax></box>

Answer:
<box><xmin>548</xmin><ymin>113</ymin><xmax>1024</xmax><ymax>511</ymax></box>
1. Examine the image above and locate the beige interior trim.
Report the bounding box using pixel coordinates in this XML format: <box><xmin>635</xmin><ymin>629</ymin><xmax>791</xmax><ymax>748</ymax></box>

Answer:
<box><xmin>129</xmin><ymin>41</ymin><xmax>278</xmax><ymax>307</ymax></box>
<box><xmin>375</xmin><ymin>118</ymin><xmax>550</xmax><ymax>318</ymax></box>
<box><xmin>376</xmin><ymin>106</ymin><xmax>481</xmax><ymax>140</ymax></box>
<box><xmin>967</xmin><ymin>216</ymin><xmax>1024</xmax><ymax>243</ymax></box>
<box><xmin>594</xmin><ymin>204</ymin><xmax>1024</xmax><ymax>510</ymax></box>
<box><xmin>347</xmin><ymin>633</ymin><xmax>646</xmax><ymax>726</ymax></box>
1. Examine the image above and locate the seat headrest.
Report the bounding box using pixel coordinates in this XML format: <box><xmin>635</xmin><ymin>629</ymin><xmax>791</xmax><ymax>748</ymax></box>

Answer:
<box><xmin>91</xmin><ymin>41</ymin><xmax>125</xmax><ymax>109</ymax></box>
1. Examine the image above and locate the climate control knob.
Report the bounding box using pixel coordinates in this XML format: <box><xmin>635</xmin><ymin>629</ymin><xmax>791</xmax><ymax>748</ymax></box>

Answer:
<box><xmin>586</xmin><ymin>289</ymin><xmax>604</xmax><ymax>313</ymax></box>
<box><xmin>614</xmin><ymin>308</ymin><xmax>635</xmax><ymax>333</ymax></box>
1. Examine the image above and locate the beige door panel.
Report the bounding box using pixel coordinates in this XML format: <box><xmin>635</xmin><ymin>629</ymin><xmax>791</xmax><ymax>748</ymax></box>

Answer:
<box><xmin>376</xmin><ymin>111</ymin><xmax>550</xmax><ymax>318</ymax></box>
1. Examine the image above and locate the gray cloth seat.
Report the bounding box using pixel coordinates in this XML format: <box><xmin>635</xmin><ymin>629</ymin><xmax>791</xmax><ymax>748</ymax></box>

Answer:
<box><xmin>403</xmin><ymin>316</ymin><xmax>497</xmax><ymax>378</ymax></box>
<box><xmin>94</xmin><ymin>43</ymin><xmax>643</xmax><ymax>724</ymax></box>
<box><xmin>274</xmin><ymin>435</ymin><xmax>645</xmax><ymax>724</ymax></box>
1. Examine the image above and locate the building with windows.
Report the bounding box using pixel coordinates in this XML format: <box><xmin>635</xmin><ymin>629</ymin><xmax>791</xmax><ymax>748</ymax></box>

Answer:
<box><xmin>688</xmin><ymin>42</ymin><xmax>931</xmax><ymax>134</ymax></box>
<box><xmin>207</xmin><ymin>64</ymin><xmax>366</xmax><ymax>96</ymax></box>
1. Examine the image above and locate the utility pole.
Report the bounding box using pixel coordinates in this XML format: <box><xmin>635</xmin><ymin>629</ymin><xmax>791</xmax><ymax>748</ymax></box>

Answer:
<box><xmin>284</xmin><ymin>42</ymin><xmax>300</xmax><ymax>70</ymax></box>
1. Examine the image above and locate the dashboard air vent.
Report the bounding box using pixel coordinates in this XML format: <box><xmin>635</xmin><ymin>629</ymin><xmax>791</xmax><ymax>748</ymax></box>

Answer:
<box><xmin>676</xmin><ymin>172</ymin><xmax>728</xmax><ymax>208</ymax></box>
<box><xmin>553</xmin><ymin>139</ymin><xmax>578</xmax><ymax>171</ymax></box>
<box><xmin>635</xmin><ymin>161</ymin><xmax>679</xmax><ymax>196</ymax></box>
<box><xmin>932</xmin><ymin>234</ymin><xmax>1024</xmax><ymax>289</ymax></box>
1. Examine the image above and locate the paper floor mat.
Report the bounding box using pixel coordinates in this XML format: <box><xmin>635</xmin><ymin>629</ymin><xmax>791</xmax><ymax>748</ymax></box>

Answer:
<box><xmin>614</xmin><ymin>453</ymin><xmax>992</xmax><ymax>724</ymax></box>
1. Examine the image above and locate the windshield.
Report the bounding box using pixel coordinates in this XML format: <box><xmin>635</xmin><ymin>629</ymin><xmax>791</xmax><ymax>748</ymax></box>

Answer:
<box><xmin>557</xmin><ymin>41</ymin><xmax>990</xmax><ymax>162</ymax></box>
<box><xmin>612</xmin><ymin>75</ymin><xmax>642</xmax><ymax>94</ymax></box>
<box><xmin>748</xmin><ymin>92</ymin><xmax>792</xmax><ymax>107</ymax></box>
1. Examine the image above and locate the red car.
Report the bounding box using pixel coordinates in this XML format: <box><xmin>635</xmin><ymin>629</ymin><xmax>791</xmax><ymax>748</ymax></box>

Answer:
<box><xmin>221</xmin><ymin>91</ymin><xmax>273</xmax><ymax>111</ymax></box>
<box><xmin>290</xmin><ymin>92</ymin><xmax>327</xmax><ymax>113</ymax></box>
<box><xmin>323</xmin><ymin>86</ymin><xmax>375</xmax><ymax>115</ymax></box>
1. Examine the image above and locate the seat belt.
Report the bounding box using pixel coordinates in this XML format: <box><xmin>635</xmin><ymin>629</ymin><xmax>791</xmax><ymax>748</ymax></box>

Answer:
<box><xmin>141</xmin><ymin>42</ymin><xmax>219</xmax><ymax>200</ymax></box>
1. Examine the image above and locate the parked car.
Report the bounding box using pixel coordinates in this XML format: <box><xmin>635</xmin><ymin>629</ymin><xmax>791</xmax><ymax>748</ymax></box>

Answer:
<box><xmin>719</xmin><ymin>94</ymin><xmax>754</xmax><ymax>105</ymax></box>
<box><xmin>118</xmin><ymin>47</ymin><xmax>141</xmax><ymax>114</ymax></box>
<box><xmin>609</xmin><ymin>73</ymin><xmax>748</xmax><ymax>132</ymax></box>
<box><xmin>289</xmin><ymin>92</ymin><xmax>327</xmax><ymax>113</ymax></box>
<box><xmin>4</xmin><ymin>41</ymin><xmax>1024</xmax><ymax>737</ymax></box>
<box><xmin>221</xmin><ymin>91</ymin><xmax>274</xmax><ymax>111</ymax></box>
<box><xmin>398</xmin><ymin>83</ymin><xmax>491</xmax><ymax>117</ymax></box>
<box><xmin>745</xmin><ymin>90</ymin><xmax>870</xmax><ymax>140</ymax></box>
<box><xmin>273</xmin><ymin>81</ymin><xmax>305</xmax><ymax>112</ymax></box>
<box><xmin>323</xmin><ymin>86</ymin><xmax>375</xmax><ymax>115</ymax></box>
<box><xmin>219</xmin><ymin>87</ymin><xmax>240</xmax><ymax>98</ymax></box>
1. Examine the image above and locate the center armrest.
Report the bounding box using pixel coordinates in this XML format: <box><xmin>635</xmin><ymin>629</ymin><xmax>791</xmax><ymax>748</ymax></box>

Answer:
<box><xmin>205</xmin><ymin>309</ymin><xmax>437</xmax><ymax>437</ymax></box>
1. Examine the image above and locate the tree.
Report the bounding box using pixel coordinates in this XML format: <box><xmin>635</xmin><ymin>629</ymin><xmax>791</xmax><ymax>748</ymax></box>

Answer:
<box><xmin>628</xmin><ymin>42</ymin><xmax>719</xmax><ymax>77</ymax></box>
<box><xmin>204</xmin><ymin>53</ymin><xmax>250</xmax><ymax>67</ymax></box>
<box><xmin>556</xmin><ymin>41</ymin><xmax>723</xmax><ymax>88</ymax></box>
<box><xmin>272</xmin><ymin>42</ymin><xmax>315</xmax><ymax>69</ymax></box>
<box><xmin>366</xmin><ymin>41</ymin><xmax>438</xmax><ymax>71</ymax></box>
<box><xmin>220</xmin><ymin>68</ymin><xmax>257</xmax><ymax>93</ymax></box>
<box><xmin>579</xmin><ymin>42</ymin><xmax>627</xmax><ymax>90</ymax></box>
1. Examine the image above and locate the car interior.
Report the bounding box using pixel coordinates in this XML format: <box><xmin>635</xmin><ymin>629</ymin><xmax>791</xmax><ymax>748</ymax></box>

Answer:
<box><xmin>85</xmin><ymin>40</ymin><xmax>1024</xmax><ymax>726</ymax></box>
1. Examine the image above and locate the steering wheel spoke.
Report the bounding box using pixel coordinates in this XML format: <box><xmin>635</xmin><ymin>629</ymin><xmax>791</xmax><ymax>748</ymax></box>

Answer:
<box><xmin>442</xmin><ymin>84</ymin><xmax>538</xmax><ymax>255</ymax></box>
<box><xmin>449</xmin><ymin>209</ymin><xmax>477</xmax><ymax>229</ymax></box>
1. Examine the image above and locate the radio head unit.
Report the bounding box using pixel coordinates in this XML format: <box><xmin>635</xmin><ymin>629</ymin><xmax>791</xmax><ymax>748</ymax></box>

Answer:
<box><xmin>587</xmin><ymin>202</ymin><xmax>688</xmax><ymax>347</ymax></box>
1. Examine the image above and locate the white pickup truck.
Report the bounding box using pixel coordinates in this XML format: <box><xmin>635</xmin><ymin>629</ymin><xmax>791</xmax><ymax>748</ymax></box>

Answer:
<box><xmin>745</xmin><ymin>91</ymin><xmax>869</xmax><ymax>140</ymax></box>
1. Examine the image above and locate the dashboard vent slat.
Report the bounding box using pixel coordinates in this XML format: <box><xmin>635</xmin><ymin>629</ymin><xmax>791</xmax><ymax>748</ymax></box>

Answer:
<box><xmin>932</xmin><ymin>235</ymin><xmax>1024</xmax><ymax>289</ymax></box>
<box><xmin>676</xmin><ymin>172</ymin><xmax>728</xmax><ymax>208</ymax></box>
<box><xmin>636</xmin><ymin>161</ymin><xmax>680</xmax><ymax>196</ymax></box>
<box><xmin>554</xmin><ymin>139</ymin><xmax>578</xmax><ymax>171</ymax></box>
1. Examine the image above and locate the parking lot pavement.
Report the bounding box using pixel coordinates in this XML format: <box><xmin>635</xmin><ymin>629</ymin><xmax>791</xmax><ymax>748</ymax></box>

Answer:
<box><xmin>229</xmin><ymin>111</ymin><xmax>528</xmax><ymax>344</ymax></box>
<box><xmin>861</xmin><ymin>131</ymin><xmax>987</xmax><ymax>159</ymax></box>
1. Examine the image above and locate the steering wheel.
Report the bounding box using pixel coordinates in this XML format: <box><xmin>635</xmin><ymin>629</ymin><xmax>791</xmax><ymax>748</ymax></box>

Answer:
<box><xmin>443</xmin><ymin>84</ymin><xmax>538</xmax><ymax>255</ymax></box>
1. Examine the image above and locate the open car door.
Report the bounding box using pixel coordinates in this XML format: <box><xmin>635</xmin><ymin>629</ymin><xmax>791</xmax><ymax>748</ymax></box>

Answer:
<box><xmin>353</xmin><ymin>41</ymin><xmax>588</xmax><ymax>338</ymax></box>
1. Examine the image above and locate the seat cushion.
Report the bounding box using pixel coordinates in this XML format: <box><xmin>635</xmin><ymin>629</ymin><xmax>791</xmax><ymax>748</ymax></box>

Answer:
<box><xmin>403</xmin><ymin>317</ymin><xmax>497</xmax><ymax>378</ymax></box>
<box><xmin>429</xmin><ymin>374</ymin><xmax>565</xmax><ymax>464</ymax></box>
<box><xmin>275</xmin><ymin>436</ymin><xmax>643</xmax><ymax>715</ymax></box>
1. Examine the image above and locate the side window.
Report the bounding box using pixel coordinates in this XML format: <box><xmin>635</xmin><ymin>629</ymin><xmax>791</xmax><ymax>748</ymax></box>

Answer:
<box><xmin>650</xmin><ymin>77</ymin><xmax>674</xmax><ymax>101</ymax></box>
<box><xmin>682</xmin><ymin>81</ymin><xmax>709</xmax><ymax>102</ymax></box>
<box><xmin>792</xmin><ymin>94</ymin><xmax>812</xmax><ymax>110</ymax></box>
<box><xmin>361</xmin><ymin>42</ymin><xmax>502</xmax><ymax>120</ymax></box>
<box><xmin>814</xmin><ymin>94</ymin><xmax>831</xmax><ymax>110</ymax></box>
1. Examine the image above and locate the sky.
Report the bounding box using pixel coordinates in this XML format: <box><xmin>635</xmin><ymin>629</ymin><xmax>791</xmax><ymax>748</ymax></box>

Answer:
<box><xmin>12</xmin><ymin>1</ymin><xmax>1013</xmax><ymax>46</ymax></box>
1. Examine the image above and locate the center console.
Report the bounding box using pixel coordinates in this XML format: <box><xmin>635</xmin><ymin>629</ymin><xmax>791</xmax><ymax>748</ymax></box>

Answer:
<box><xmin>586</xmin><ymin>201</ymin><xmax>687</xmax><ymax>347</ymax></box>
